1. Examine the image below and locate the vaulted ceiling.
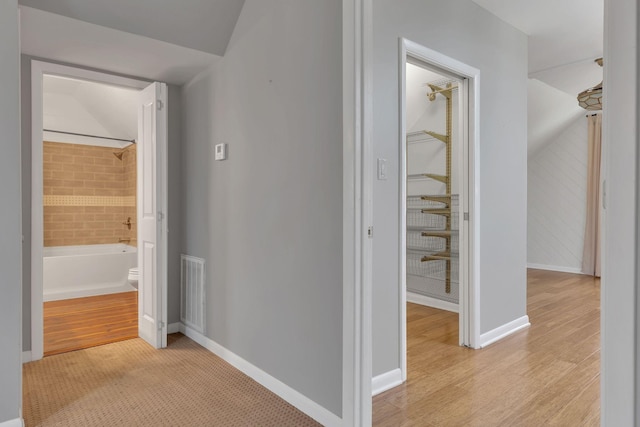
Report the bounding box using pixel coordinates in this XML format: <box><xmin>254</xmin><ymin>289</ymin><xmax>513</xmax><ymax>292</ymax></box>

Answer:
<box><xmin>19</xmin><ymin>0</ymin><xmax>246</xmax><ymax>85</ymax></box>
<box><xmin>22</xmin><ymin>0</ymin><xmax>601</xmax><ymax>154</ymax></box>
<box><xmin>471</xmin><ymin>0</ymin><xmax>604</xmax><ymax>154</ymax></box>
<box><xmin>19</xmin><ymin>0</ymin><xmax>246</xmax><ymax>56</ymax></box>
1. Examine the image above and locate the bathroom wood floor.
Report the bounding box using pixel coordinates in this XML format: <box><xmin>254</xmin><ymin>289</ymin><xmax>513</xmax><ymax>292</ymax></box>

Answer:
<box><xmin>43</xmin><ymin>291</ymin><xmax>138</xmax><ymax>356</ymax></box>
<box><xmin>373</xmin><ymin>269</ymin><xmax>600</xmax><ymax>426</ymax></box>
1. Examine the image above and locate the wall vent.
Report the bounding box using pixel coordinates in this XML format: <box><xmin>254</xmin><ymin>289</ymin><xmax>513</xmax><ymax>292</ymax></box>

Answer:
<box><xmin>180</xmin><ymin>255</ymin><xmax>206</xmax><ymax>334</ymax></box>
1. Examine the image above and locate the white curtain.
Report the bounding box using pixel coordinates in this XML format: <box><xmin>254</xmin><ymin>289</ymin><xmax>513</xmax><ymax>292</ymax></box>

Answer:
<box><xmin>582</xmin><ymin>114</ymin><xmax>602</xmax><ymax>277</ymax></box>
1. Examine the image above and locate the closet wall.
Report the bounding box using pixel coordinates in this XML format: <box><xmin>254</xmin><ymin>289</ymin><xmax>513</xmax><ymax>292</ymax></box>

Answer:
<box><xmin>405</xmin><ymin>63</ymin><xmax>460</xmax><ymax>307</ymax></box>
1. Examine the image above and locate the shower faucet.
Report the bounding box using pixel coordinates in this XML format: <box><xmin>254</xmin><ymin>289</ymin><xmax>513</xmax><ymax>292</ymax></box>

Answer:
<box><xmin>122</xmin><ymin>217</ymin><xmax>133</xmax><ymax>230</ymax></box>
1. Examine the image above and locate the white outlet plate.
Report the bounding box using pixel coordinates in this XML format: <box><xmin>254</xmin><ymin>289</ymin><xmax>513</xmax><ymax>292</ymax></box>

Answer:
<box><xmin>215</xmin><ymin>143</ymin><xmax>227</xmax><ymax>161</ymax></box>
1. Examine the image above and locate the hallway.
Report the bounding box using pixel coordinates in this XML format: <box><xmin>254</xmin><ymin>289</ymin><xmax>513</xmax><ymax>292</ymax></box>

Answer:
<box><xmin>23</xmin><ymin>334</ymin><xmax>320</xmax><ymax>426</ymax></box>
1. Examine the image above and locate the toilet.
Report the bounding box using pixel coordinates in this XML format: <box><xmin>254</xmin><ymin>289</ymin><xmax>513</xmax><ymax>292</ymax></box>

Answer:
<box><xmin>128</xmin><ymin>267</ymin><xmax>139</xmax><ymax>289</ymax></box>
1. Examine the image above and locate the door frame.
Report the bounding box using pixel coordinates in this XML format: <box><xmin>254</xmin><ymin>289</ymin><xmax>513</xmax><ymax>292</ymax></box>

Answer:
<box><xmin>397</xmin><ymin>39</ymin><xmax>481</xmax><ymax>378</ymax></box>
<box><xmin>30</xmin><ymin>60</ymin><xmax>167</xmax><ymax>359</ymax></box>
<box><xmin>342</xmin><ymin>0</ymin><xmax>373</xmax><ymax>425</ymax></box>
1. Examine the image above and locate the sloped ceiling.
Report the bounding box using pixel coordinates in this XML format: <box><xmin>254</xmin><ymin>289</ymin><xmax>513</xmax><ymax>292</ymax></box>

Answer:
<box><xmin>472</xmin><ymin>0</ymin><xmax>603</xmax><ymax>96</ymax></box>
<box><xmin>20</xmin><ymin>6</ymin><xmax>221</xmax><ymax>85</ymax></box>
<box><xmin>19</xmin><ymin>0</ymin><xmax>246</xmax><ymax>57</ymax></box>
<box><xmin>43</xmin><ymin>75</ymin><xmax>138</xmax><ymax>147</ymax></box>
<box><xmin>472</xmin><ymin>0</ymin><xmax>603</xmax><ymax>153</ymax></box>
<box><xmin>528</xmin><ymin>79</ymin><xmax>584</xmax><ymax>155</ymax></box>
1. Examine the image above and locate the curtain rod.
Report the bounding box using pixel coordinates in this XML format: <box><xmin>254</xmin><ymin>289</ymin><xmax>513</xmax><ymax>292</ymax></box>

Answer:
<box><xmin>43</xmin><ymin>129</ymin><xmax>136</xmax><ymax>144</ymax></box>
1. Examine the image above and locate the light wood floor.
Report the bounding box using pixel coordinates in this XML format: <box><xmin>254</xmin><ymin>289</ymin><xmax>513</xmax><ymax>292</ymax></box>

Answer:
<box><xmin>373</xmin><ymin>269</ymin><xmax>600</xmax><ymax>426</ymax></box>
<box><xmin>44</xmin><ymin>291</ymin><xmax>138</xmax><ymax>356</ymax></box>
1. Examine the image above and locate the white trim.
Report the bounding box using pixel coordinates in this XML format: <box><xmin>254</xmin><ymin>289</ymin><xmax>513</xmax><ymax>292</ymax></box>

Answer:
<box><xmin>406</xmin><ymin>292</ymin><xmax>459</xmax><ymax>313</ymax></box>
<box><xmin>22</xmin><ymin>351</ymin><xmax>32</xmax><ymax>364</ymax></box>
<box><xmin>371</xmin><ymin>368</ymin><xmax>403</xmax><ymax>396</ymax></box>
<box><xmin>479</xmin><ymin>315</ymin><xmax>530</xmax><ymax>348</ymax></box>
<box><xmin>0</xmin><ymin>418</ymin><xmax>24</xmax><ymax>427</ymax></box>
<box><xmin>343</xmin><ymin>0</ymin><xmax>373</xmax><ymax>426</ymax></box>
<box><xmin>527</xmin><ymin>263</ymin><xmax>585</xmax><ymax>275</ymax></box>
<box><xmin>398</xmin><ymin>39</ymin><xmax>482</xmax><ymax>379</ymax></box>
<box><xmin>398</xmin><ymin>40</ymin><xmax>408</xmax><ymax>383</ymax></box>
<box><xmin>167</xmin><ymin>322</ymin><xmax>180</xmax><ymax>334</ymax></box>
<box><xmin>30</xmin><ymin>60</ymin><xmax>154</xmax><ymax>361</ymax></box>
<box><xmin>179</xmin><ymin>324</ymin><xmax>341</xmax><ymax>427</ymax></box>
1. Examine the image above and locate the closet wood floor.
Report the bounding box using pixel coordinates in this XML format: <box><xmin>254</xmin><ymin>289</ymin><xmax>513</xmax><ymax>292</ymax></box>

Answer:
<box><xmin>373</xmin><ymin>269</ymin><xmax>600</xmax><ymax>426</ymax></box>
<box><xmin>44</xmin><ymin>291</ymin><xmax>138</xmax><ymax>356</ymax></box>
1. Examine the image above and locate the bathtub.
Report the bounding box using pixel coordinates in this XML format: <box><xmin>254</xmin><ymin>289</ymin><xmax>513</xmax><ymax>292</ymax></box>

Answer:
<box><xmin>43</xmin><ymin>243</ymin><xmax>137</xmax><ymax>302</ymax></box>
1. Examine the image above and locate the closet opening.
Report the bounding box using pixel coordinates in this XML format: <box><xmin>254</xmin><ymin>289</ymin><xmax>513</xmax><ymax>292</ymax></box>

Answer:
<box><xmin>398</xmin><ymin>39</ymin><xmax>480</xmax><ymax>382</ymax></box>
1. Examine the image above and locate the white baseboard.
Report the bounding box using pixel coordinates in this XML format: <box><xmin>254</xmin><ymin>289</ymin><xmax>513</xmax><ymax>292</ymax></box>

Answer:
<box><xmin>167</xmin><ymin>322</ymin><xmax>180</xmax><ymax>334</ymax></box>
<box><xmin>22</xmin><ymin>351</ymin><xmax>32</xmax><ymax>364</ymax></box>
<box><xmin>407</xmin><ymin>292</ymin><xmax>459</xmax><ymax>313</ymax></box>
<box><xmin>372</xmin><ymin>368</ymin><xmax>403</xmax><ymax>396</ymax></box>
<box><xmin>527</xmin><ymin>263</ymin><xmax>584</xmax><ymax>275</ymax></box>
<box><xmin>479</xmin><ymin>315</ymin><xmax>530</xmax><ymax>348</ymax></box>
<box><xmin>179</xmin><ymin>324</ymin><xmax>341</xmax><ymax>427</ymax></box>
<box><xmin>0</xmin><ymin>418</ymin><xmax>24</xmax><ymax>427</ymax></box>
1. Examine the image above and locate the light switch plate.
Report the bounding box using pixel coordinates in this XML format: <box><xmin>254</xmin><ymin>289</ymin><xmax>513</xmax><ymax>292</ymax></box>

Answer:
<box><xmin>215</xmin><ymin>143</ymin><xmax>227</xmax><ymax>161</ymax></box>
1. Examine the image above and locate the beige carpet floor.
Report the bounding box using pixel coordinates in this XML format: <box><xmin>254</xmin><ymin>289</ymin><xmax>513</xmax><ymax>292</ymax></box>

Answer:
<box><xmin>23</xmin><ymin>334</ymin><xmax>321</xmax><ymax>427</ymax></box>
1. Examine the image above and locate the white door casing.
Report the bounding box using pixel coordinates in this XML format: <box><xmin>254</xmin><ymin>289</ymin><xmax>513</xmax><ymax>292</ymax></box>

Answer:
<box><xmin>397</xmin><ymin>39</ymin><xmax>481</xmax><ymax>384</ymax></box>
<box><xmin>30</xmin><ymin>60</ymin><xmax>171</xmax><ymax>361</ymax></box>
<box><xmin>137</xmin><ymin>82</ymin><xmax>168</xmax><ymax>349</ymax></box>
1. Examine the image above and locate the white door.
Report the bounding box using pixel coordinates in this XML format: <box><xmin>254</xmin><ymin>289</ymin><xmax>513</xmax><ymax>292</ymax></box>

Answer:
<box><xmin>138</xmin><ymin>82</ymin><xmax>168</xmax><ymax>348</ymax></box>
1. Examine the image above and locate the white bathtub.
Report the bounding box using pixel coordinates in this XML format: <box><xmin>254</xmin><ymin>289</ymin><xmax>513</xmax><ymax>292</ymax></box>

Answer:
<box><xmin>43</xmin><ymin>243</ymin><xmax>137</xmax><ymax>302</ymax></box>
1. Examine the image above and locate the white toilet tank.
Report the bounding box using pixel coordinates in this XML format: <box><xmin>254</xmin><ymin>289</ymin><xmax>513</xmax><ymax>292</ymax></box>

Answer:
<box><xmin>128</xmin><ymin>267</ymin><xmax>139</xmax><ymax>289</ymax></box>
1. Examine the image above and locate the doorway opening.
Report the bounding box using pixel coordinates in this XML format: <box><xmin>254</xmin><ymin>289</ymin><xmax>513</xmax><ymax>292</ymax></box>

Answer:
<box><xmin>31</xmin><ymin>60</ymin><xmax>169</xmax><ymax>360</ymax></box>
<box><xmin>398</xmin><ymin>39</ymin><xmax>480</xmax><ymax>382</ymax></box>
<box><xmin>40</xmin><ymin>74</ymin><xmax>139</xmax><ymax>356</ymax></box>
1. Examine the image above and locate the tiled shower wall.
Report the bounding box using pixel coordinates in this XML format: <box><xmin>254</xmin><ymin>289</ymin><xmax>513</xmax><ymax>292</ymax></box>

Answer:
<box><xmin>43</xmin><ymin>141</ymin><xmax>137</xmax><ymax>247</ymax></box>
<box><xmin>123</xmin><ymin>144</ymin><xmax>137</xmax><ymax>246</ymax></box>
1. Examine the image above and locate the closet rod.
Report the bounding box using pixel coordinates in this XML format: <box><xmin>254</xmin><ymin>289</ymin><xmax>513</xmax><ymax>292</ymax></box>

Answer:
<box><xmin>44</xmin><ymin>129</ymin><xmax>136</xmax><ymax>144</ymax></box>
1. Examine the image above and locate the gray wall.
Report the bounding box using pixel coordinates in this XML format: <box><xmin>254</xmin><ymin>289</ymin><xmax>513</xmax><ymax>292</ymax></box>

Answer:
<box><xmin>0</xmin><ymin>0</ymin><xmax>23</xmax><ymax>422</ymax></box>
<box><xmin>180</xmin><ymin>0</ymin><xmax>343</xmax><ymax>416</ymax></box>
<box><xmin>20</xmin><ymin>56</ymin><xmax>182</xmax><ymax>351</ymax></box>
<box><xmin>372</xmin><ymin>0</ymin><xmax>528</xmax><ymax>375</ymax></box>
<box><xmin>601</xmin><ymin>0</ymin><xmax>638</xmax><ymax>424</ymax></box>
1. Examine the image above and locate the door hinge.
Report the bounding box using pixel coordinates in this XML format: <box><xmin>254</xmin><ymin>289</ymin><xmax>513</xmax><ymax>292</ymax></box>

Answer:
<box><xmin>157</xmin><ymin>211</ymin><xmax>165</xmax><ymax>221</ymax></box>
<box><xmin>464</xmin><ymin>212</ymin><xmax>469</xmax><ymax>221</ymax></box>
<box><xmin>158</xmin><ymin>321</ymin><xmax>165</xmax><ymax>331</ymax></box>
<box><xmin>157</xmin><ymin>100</ymin><xmax>164</xmax><ymax>111</ymax></box>
<box><xmin>368</xmin><ymin>226</ymin><xmax>373</xmax><ymax>238</ymax></box>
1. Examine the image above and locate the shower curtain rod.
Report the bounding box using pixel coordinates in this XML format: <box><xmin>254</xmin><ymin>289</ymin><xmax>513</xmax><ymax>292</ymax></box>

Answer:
<box><xmin>43</xmin><ymin>129</ymin><xmax>136</xmax><ymax>144</ymax></box>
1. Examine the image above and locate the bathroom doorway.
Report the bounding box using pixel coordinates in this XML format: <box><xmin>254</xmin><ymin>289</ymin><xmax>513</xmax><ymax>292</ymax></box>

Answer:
<box><xmin>40</xmin><ymin>74</ymin><xmax>138</xmax><ymax>356</ymax></box>
<box><xmin>30</xmin><ymin>60</ymin><xmax>169</xmax><ymax>360</ymax></box>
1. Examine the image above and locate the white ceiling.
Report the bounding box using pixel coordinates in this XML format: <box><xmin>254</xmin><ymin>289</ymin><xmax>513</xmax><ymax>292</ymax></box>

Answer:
<box><xmin>472</xmin><ymin>0</ymin><xmax>603</xmax><ymax>153</ymax></box>
<box><xmin>20</xmin><ymin>6</ymin><xmax>220</xmax><ymax>85</ymax></box>
<box><xmin>19</xmin><ymin>0</ymin><xmax>245</xmax><ymax>57</ymax></box>
<box><xmin>23</xmin><ymin>0</ymin><xmax>603</xmax><ymax>153</ymax></box>
<box><xmin>472</xmin><ymin>0</ymin><xmax>603</xmax><ymax>96</ymax></box>
<box><xmin>43</xmin><ymin>75</ymin><xmax>138</xmax><ymax>148</ymax></box>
